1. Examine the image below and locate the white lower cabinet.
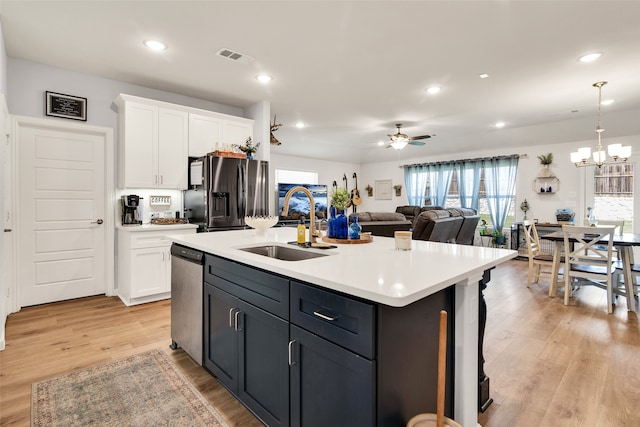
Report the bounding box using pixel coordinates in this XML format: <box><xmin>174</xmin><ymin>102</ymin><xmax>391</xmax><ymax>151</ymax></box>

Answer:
<box><xmin>117</xmin><ymin>227</ymin><xmax>196</xmax><ymax>306</ymax></box>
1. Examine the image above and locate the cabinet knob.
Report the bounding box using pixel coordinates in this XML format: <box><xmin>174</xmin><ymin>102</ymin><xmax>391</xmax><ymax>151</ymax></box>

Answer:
<box><xmin>91</xmin><ymin>219</ymin><xmax>104</xmax><ymax>225</ymax></box>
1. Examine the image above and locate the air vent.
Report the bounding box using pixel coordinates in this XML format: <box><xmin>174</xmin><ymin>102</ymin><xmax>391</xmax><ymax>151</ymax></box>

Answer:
<box><xmin>216</xmin><ymin>48</ymin><xmax>254</xmax><ymax>64</ymax></box>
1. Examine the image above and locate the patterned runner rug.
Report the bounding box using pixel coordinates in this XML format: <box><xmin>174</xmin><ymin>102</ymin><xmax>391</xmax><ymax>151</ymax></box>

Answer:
<box><xmin>31</xmin><ymin>349</ymin><xmax>229</xmax><ymax>426</ymax></box>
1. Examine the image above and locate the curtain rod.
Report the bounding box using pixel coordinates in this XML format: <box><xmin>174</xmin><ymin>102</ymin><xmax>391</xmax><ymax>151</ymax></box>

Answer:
<box><xmin>399</xmin><ymin>153</ymin><xmax>527</xmax><ymax>168</ymax></box>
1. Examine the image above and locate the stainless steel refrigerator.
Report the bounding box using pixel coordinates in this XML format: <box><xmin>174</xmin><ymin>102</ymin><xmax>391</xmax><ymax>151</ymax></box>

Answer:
<box><xmin>184</xmin><ymin>155</ymin><xmax>269</xmax><ymax>231</ymax></box>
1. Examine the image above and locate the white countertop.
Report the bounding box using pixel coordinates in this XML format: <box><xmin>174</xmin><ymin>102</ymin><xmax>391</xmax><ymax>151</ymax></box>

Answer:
<box><xmin>167</xmin><ymin>228</ymin><xmax>517</xmax><ymax>307</ymax></box>
<box><xmin>117</xmin><ymin>223</ymin><xmax>198</xmax><ymax>232</ymax></box>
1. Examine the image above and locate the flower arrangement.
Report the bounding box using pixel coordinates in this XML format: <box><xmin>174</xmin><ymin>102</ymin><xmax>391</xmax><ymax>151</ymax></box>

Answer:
<box><xmin>234</xmin><ymin>137</ymin><xmax>260</xmax><ymax>154</ymax></box>
<box><xmin>393</xmin><ymin>184</ymin><xmax>402</xmax><ymax>196</ymax></box>
<box><xmin>331</xmin><ymin>188</ymin><xmax>350</xmax><ymax>211</ymax></box>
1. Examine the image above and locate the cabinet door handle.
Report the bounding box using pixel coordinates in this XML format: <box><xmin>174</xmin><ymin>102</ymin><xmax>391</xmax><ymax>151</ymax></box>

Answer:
<box><xmin>313</xmin><ymin>310</ymin><xmax>337</xmax><ymax>321</ymax></box>
<box><xmin>288</xmin><ymin>340</ymin><xmax>296</xmax><ymax>366</ymax></box>
<box><xmin>154</xmin><ymin>175</ymin><xmax>158</xmax><ymax>184</ymax></box>
<box><xmin>229</xmin><ymin>308</ymin><xmax>236</xmax><ymax>328</ymax></box>
<box><xmin>160</xmin><ymin>175</ymin><xmax>164</xmax><ymax>185</ymax></box>
<box><xmin>234</xmin><ymin>310</ymin><xmax>242</xmax><ymax>331</ymax></box>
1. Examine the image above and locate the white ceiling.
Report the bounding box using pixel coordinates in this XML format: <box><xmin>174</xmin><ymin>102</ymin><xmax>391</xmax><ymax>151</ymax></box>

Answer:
<box><xmin>1</xmin><ymin>0</ymin><xmax>640</xmax><ymax>164</ymax></box>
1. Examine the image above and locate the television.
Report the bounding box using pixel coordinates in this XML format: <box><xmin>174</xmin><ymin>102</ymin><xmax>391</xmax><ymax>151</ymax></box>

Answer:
<box><xmin>278</xmin><ymin>183</ymin><xmax>328</xmax><ymax>222</ymax></box>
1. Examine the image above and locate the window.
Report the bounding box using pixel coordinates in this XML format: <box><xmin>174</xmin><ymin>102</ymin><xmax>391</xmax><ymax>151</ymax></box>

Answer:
<box><xmin>405</xmin><ymin>156</ymin><xmax>518</xmax><ymax>233</ymax></box>
<box><xmin>445</xmin><ymin>170</ymin><xmax>516</xmax><ymax>230</ymax></box>
<box><xmin>592</xmin><ymin>163</ymin><xmax>634</xmax><ymax>232</ymax></box>
<box><xmin>274</xmin><ymin>169</ymin><xmax>318</xmax><ymax>186</ymax></box>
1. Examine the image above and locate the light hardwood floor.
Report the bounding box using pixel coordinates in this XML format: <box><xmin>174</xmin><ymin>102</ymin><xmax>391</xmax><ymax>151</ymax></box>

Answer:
<box><xmin>1</xmin><ymin>260</ymin><xmax>638</xmax><ymax>426</ymax></box>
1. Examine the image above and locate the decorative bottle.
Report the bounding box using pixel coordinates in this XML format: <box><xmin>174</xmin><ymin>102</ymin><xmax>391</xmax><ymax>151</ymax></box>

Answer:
<box><xmin>336</xmin><ymin>210</ymin><xmax>348</xmax><ymax>240</ymax></box>
<box><xmin>349</xmin><ymin>216</ymin><xmax>362</xmax><ymax>240</ymax></box>
<box><xmin>328</xmin><ymin>207</ymin><xmax>337</xmax><ymax>238</ymax></box>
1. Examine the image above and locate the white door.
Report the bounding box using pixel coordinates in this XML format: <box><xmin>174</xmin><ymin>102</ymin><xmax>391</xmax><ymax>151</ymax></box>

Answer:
<box><xmin>18</xmin><ymin>119</ymin><xmax>109</xmax><ymax>307</ymax></box>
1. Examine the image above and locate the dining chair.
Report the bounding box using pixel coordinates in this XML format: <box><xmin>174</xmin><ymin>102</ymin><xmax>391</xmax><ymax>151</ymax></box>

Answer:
<box><xmin>562</xmin><ymin>225</ymin><xmax>617</xmax><ymax>313</ymax></box>
<box><xmin>523</xmin><ymin>220</ymin><xmax>562</xmax><ymax>294</ymax></box>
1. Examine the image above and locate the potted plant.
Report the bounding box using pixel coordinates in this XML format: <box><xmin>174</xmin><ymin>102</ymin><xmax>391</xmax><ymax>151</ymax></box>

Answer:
<box><xmin>234</xmin><ymin>137</ymin><xmax>260</xmax><ymax>159</ymax></box>
<box><xmin>330</xmin><ymin>188</ymin><xmax>350</xmax><ymax>239</ymax></box>
<box><xmin>393</xmin><ymin>184</ymin><xmax>402</xmax><ymax>196</ymax></box>
<box><xmin>479</xmin><ymin>219</ymin><xmax>490</xmax><ymax>236</ymax></box>
<box><xmin>537</xmin><ymin>153</ymin><xmax>553</xmax><ymax>177</ymax></box>
<box><xmin>492</xmin><ymin>229</ymin><xmax>508</xmax><ymax>246</ymax></box>
<box><xmin>520</xmin><ymin>199</ymin><xmax>530</xmax><ymax>220</ymax></box>
<box><xmin>365</xmin><ymin>184</ymin><xmax>373</xmax><ymax>197</ymax></box>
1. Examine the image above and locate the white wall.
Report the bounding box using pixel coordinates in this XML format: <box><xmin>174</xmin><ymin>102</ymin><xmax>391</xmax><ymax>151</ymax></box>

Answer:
<box><xmin>7</xmin><ymin>58</ymin><xmax>246</xmax><ymax>131</ymax></box>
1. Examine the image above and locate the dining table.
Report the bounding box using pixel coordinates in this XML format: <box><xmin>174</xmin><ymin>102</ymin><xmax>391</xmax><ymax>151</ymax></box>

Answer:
<box><xmin>540</xmin><ymin>229</ymin><xmax>640</xmax><ymax>313</ymax></box>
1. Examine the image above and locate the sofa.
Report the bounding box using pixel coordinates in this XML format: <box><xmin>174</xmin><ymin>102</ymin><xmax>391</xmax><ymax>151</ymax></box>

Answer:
<box><xmin>348</xmin><ymin>211</ymin><xmax>412</xmax><ymax>237</ymax></box>
<box><xmin>395</xmin><ymin>205</ymin><xmax>443</xmax><ymax>228</ymax></box>
<box><xmin>412</xmin><ymin>207</ymin><xmax>480</xmax><ymax>245</ymax></box>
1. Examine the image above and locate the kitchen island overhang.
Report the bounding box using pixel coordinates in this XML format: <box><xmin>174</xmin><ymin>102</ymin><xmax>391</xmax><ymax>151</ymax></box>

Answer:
<box><xmin>167</xmin><ymin>228</ymin><xmax>516</xmax><ymax>426</ymax></box>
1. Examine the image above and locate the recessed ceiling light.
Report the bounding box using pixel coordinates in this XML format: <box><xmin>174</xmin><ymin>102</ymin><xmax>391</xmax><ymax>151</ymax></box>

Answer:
<box><xmin>425</xmin><ymin>86</ymin><xmax>441</xmax><ymax>94</ymax></box>
<box><xmin>377</xmin><ymin>141</ymin><xmax>385</xmax><ymax>146</ymax></box>
<box><xmin>578</xmin><ymin>52</ymin><xmax>602</xmax><ymax>63</ymax></box>
<box><xmin>255</xmin><ymin>74</ymin><xmax>272</xmax><ymax>83</ymax></box>
<box><xmin>479</xmin><ymin>73</ymin><xmax>489</xmax><ymax>79</ymax></box>
<box><xmin>143</xmin><ymin>40</ymin><xmax>167</xmax><ymax>51</ymax></box>
<box><xmin>295</xmin><ymin>122</ymin><xmax>305</xmax><ymax>129</ymax></box>
<box><xmin>495</xmin><ymin>122</ymin><xmax>506</xmax><ymax>128</ymax></box>
<box><xmin>601</xmin><ymin>99</ymin><xmax>614</xmax><ymax>106</ymax></box>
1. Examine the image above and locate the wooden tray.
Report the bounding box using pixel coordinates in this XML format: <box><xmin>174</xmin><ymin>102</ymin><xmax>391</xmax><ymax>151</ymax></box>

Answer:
<box><xmin>209</xmin><ymin>151</ymin><xmax>246</xmax><ymax>159</ymax></box>
<box><xmin>322</xmin><ymin>235</ymin><xmax>372</xmax><ymax>244</ymax></box>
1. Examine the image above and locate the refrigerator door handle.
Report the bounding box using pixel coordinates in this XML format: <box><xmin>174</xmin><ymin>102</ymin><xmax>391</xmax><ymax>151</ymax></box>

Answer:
<box><xmin>237</xmin><ymin>163</ymin><xmax>246</xmax><ymax>219</ymax></box>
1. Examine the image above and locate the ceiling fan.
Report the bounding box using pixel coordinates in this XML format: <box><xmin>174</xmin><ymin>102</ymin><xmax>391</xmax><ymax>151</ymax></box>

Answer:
<box><xmin>385</xmin><ymin>124</ymin><xmax>432</xmax><ymax>150</ymax></box>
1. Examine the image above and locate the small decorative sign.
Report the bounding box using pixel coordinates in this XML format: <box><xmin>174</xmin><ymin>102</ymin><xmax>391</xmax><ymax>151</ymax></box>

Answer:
<box><xmin>45</xmin><ymin>91</ymin><xmax>87</xmax><ymax>121</ymax></box>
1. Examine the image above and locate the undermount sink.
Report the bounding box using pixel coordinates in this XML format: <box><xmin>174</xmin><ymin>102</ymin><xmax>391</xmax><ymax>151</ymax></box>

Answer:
<box><xmin>238</xmin><ymin>244</ymin><xmax>329</xmax><ymax>261</ymax></box>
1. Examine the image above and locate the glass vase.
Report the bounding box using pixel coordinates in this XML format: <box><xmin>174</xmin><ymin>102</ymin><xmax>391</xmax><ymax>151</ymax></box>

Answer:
<box><xmin>336</xmin><ymin>210</ymin><xmax>348</xmax><ymax>240</ymax></box>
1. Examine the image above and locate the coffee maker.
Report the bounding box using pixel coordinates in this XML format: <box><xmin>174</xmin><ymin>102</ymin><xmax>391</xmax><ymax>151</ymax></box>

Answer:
<box><xmin>121</xmin><ymin>195</ymin><xmax>143</xmax><ymax>225</ymax></box>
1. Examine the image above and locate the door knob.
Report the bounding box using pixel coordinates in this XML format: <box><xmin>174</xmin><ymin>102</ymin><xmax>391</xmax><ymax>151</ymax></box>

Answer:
<box><xmin>91</xmin><ymin>219</ymin><xmax>104</xmax><ymax>225</ymax></box>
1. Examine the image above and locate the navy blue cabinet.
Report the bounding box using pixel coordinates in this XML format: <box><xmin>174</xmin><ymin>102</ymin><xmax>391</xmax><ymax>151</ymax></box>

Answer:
<box><xmin>204</xmin><ymin>254</ymin><xmax>455</xmax><ymax>427</ymax></box>
<box><xmin>289</xmin><ymin>325</ymin><xmax>375</xmax><ymax>427</ymax></box>
<box><xmin>204</xmin><ymin>257</ymin><xmax>290</xmax><ymax>427</ymax></box>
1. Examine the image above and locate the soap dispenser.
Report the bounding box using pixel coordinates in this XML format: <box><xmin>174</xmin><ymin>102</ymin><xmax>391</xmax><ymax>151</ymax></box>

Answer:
<box><xmin>297</xmin><ymin>219</ymin><xmax>306</xmax><ymax>244</ymax></box>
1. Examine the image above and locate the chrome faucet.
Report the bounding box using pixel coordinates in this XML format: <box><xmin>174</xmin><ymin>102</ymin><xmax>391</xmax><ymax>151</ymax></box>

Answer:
<box><xmin>281</xmin><ymin>186</ymin><xmax>318</xmax><ymax>243</ymax></box>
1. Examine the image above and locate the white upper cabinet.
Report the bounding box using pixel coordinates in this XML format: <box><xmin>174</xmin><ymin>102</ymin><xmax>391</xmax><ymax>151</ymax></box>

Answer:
<box><xmin>188</xmin><ymin>112</ymin><xmax>254</xmax><ymax>157</ymax></box>
<box><xmin>116</xmin><ymin>94</ymin><xmax>254</xmax><ymax>187</ymax></box>
<box><xmin>223</xmin><ymin>119</ymin><xmax>254</xmax><ymax>149</ymax></box>
<box><xmin>188</xmin><ymin>113</ymin><xmax>222</xmax><ymax>157</ymax></box>
<box><xmin>116</xmin><ymin>94</ymin><xmax>188</xmax><ymax>189</ymax></box>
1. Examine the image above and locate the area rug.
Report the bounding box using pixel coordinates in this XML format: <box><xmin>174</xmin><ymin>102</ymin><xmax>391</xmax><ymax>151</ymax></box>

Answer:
<box><xmin>31</xmin><ymin>349</ymin><xmax>229</xmax><ymax>426</ymax></box>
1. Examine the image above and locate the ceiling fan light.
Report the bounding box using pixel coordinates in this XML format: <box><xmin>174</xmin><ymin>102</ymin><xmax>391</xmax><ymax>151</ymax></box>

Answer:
<box><xmin>390</xmin><ymin>140</ymin><xmax>408</xmax><ymax>150</ymax></box>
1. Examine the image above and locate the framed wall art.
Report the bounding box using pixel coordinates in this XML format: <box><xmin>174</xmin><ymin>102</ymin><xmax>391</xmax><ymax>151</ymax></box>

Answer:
<box><xmin>375</xmin><ymin>179</ymin><xmax>392</xmax><ymax>200</ymax></box>
<box><xmin>45</xmin><ymin>91</ymin><xmax>87</xmax><ymax>121</ymax></box>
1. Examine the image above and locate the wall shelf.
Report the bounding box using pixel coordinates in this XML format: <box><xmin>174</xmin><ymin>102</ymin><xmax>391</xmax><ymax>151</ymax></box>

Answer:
<box><xmin>534</xmin><ymin>176</ymin><xmax>559</xmax><ymax>194</ymax></box>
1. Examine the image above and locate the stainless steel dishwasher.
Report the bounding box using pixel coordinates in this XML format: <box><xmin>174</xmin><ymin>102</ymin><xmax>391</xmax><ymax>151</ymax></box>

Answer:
<box><xmin>169</xmin><ymin>244</ymin><xmax>204</xmax><ymax>365</ymax></box>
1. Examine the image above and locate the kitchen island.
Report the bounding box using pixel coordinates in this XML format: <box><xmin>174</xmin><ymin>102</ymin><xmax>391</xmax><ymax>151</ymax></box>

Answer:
<box><xmin>167</xmin><ymin>227</ymin><xmax>516</xmax><ymax>427</ymax></box>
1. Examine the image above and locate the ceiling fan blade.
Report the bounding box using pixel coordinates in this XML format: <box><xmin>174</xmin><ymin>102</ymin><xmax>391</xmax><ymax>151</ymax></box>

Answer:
<box><xmin>409</xmin><ymin>134</ymin><xmax>432</xmax><ymax>141</ymax></box>
<box><xmin>408</xmin><ymin>140</ymin><xmax>426</xmax><ymax>146</ymax></box>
